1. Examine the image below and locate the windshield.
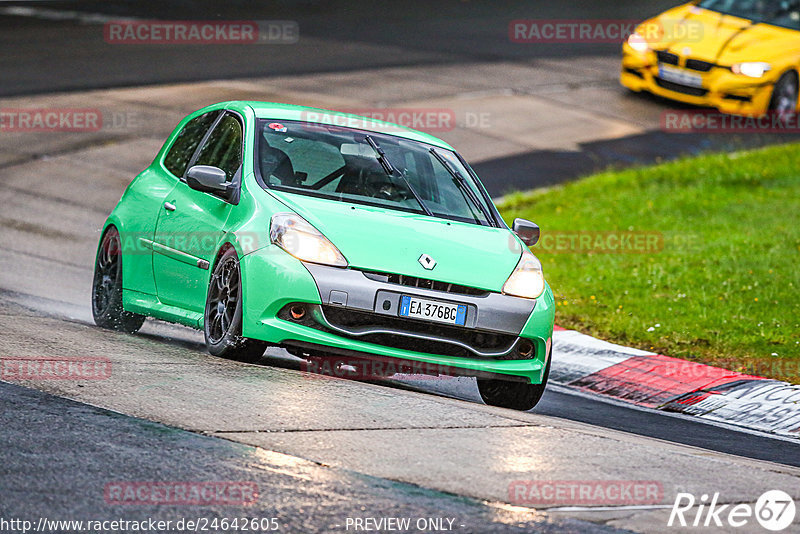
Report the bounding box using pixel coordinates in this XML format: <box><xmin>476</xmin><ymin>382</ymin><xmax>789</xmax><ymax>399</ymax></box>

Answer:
<box><xmin>255</xmin><ymin>119</ymin><xmax>495</xmax><ymax>226</ymax></box>
<box><xmin>698</xmin><ymin>0</ymin><xmax>800</xmax><ymax>29</ymax></box>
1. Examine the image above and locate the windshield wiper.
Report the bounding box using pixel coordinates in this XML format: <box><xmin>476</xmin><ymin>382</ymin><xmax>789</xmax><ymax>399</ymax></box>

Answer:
<box><xmin>364</xmin><ymin>136</ymin><xmax>433</xmax><ymax>217</ymax></box>
<box><xmin>364</xmin><ymin>135</ymin><xmax>396</xmax><ymax>175</ymax></box>
<box><xmin>429</xmin><ymin>148</ymin><xmax>493</xmax><ymax>226</ymax></box>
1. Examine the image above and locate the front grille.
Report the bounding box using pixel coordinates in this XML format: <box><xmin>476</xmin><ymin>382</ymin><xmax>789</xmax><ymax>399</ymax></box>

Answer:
<box><xmin>655</xmin><ymin>77</ymin><xmax>708</xmax><ymax>97</ymax></box>
<box><xmin>322</xmin><ymin>305</ymin><xmax>516</xmax><ymax>356</ymax></box>
<box><xmin>656</xmin><ymin>50</ymin><xmax>679</xmax><ymax>65</ymax></box>
<box><xmin>685</xmin><ymin>59</ymin><xmax>714</xmax><ymax>72</ymax></box>
<box><xmin>361</xmin><ymin>270</ymin><xmax>488</xmax><ymax>296</ymax></box>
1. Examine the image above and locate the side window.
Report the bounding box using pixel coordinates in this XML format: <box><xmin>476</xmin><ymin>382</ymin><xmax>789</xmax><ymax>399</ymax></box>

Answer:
<box><xmin>163</xmin><ymin>111</ymin><xmax>219</xmax><ymax>178</ymax></box>
<box><xmin>194</xmin><ymin>114</ymin><xmax>243</xmax><ymax>181</ymax></box>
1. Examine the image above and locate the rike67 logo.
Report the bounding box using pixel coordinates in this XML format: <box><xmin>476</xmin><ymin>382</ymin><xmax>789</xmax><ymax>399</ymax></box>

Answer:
<box><xmin>669</xmin><ymin>490</ymin><xmax>796</xmax><ymax>531</ymax></box>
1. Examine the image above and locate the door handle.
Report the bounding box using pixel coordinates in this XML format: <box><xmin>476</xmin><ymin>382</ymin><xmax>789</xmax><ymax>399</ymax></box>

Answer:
<box><xmin>163</xmin><ymin>202</ymin><xmax>176</xmax><ymax>212</ymax></box>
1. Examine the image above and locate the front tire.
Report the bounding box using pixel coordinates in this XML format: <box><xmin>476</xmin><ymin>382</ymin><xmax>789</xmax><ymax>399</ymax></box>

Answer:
<box><xmin>769</xmin><ymin>71</ymin><xmax>798</xmax><ymax>123</ymax></box>
<box><xmin>477</xmin><ymin>348</ymin><xmax>551</xmax><ymax>411</ymax></box>
<box><xmin>92</xmin><ymin>226</ymin><xmax>145</xmax><ymax>333</ymax></box>
<box><xmin>204</xmin><ymin>247</ymin><xmax>267</xmax><ymax>362</ymax></box>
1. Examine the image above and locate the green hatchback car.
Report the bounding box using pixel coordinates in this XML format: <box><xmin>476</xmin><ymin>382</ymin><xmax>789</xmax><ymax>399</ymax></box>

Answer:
<box><xmin>92</xmin><ymin>102</ymin><xmax>555</xmax><ymax>410</ymax></box>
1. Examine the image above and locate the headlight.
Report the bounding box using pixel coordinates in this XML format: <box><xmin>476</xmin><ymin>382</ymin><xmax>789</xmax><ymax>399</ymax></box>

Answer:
<box><xmin>270</xmin><ymin>213</ymin><xmax>348</xmax><ymax>267</ymax></box>
<box><xmin>731</xmin><ymin>62</ymin><xmax>771</xmax><ymax>78</ymax></box>
<box><xmin>627</xmin><ymin>32</ymin><xmax>649</xmax><ymax>53</ymax></box>
<box><xmin>502</xmin><ymin>249</ymin><xmax>545</xmax><ymax>300</ymax></box>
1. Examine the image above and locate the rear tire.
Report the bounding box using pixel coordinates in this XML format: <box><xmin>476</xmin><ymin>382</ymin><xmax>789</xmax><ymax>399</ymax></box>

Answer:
<box><xmin>769</xmin><ymin>71</ymin><xmax>798</xmax><ymax>123</ymax></box>
<box><xmin>477</xmin><ymin>348</ymin><xmax>551</xmax><ymax>411</ymax></box>
<box><xmin>91</xmin><ymin>226</ymin><xmax>145</xmax><ymax>333</ymax></box>
<box><xmin>204</xmin><ymin>247</ymin><xmax>267</xmax><ymax>363</ymax></box>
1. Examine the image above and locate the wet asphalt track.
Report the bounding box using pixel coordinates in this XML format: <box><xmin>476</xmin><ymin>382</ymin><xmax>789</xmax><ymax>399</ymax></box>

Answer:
<box><xmin>2</xmin><ymin>2</ymin><xmax>800</xmax><ymax>532</ymax></box>
<box><xmin>1</xmin><ymin>381</ymin><xmax>621</xmax><ymax>533</ymax></box>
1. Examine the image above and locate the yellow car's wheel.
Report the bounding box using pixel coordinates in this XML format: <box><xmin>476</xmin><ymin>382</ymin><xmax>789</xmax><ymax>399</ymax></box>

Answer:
<box><xmin>769</xmin><ymin>71</ymin><xmax>799</xmax><ymax>123</ymax></box>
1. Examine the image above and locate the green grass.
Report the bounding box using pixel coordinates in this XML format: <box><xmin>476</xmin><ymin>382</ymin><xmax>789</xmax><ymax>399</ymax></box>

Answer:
<box><xmin>497</xmin><ymin>143</ymin><xmax>800</xmax><ymax>383</ymax></box>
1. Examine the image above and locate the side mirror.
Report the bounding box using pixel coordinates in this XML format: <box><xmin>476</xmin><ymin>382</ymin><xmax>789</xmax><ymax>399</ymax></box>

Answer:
<box><xmin>512</xmin><ymin>218</ymin><xmax>540</xmax><ymax>246</ymax></box>
<box><xmin>186</xmin><ymin>165</ymin><xmax>230</xmax><ymax>194</ymax></box>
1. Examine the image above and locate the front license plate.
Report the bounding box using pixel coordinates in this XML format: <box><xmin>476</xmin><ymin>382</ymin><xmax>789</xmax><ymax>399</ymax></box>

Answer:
<box><xmin>399</xmin><ymin>295</ymin><xmax>467</xmax><ymax>326</ymax></box>
<box><xmin>658</xmin><ymin>63</ymin><xmax>704</xmax><ymax>88</ymax></box>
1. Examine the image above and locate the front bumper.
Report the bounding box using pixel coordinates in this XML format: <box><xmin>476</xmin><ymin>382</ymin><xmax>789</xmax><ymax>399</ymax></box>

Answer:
<box><xmin>240</xmin><ymin>246</ymin><xmax>555</xmax><ymax>384</ymax></box>
<box><xmin>620</xmin><ymin>45</ymin><xmax>775</xmax><ymax>116</ymax></box>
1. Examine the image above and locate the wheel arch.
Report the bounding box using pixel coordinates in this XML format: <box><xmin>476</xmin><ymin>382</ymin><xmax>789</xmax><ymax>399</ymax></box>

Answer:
<box><xmin>97</xmin><ymin>216</ymin><xmax>122</xmax><ymax>245</ymax></box>
<box><xmin>210</xmin><ymin>241</ymin><xmax>238</xmax><ymax>272</ymax></box>
<box><xmin>98</xmin><ymin>214</ymin><xmax>137</xmax><ymax>285</ymax></box>
<box><xmin>95</xmin><ymin>218</ymin><xmax>122</xmax><ymax>272</ymax></box>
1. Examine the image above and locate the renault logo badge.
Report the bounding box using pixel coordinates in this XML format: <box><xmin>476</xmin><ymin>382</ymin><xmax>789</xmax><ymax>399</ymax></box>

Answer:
<box><xmin>418</xmin><ymin>254</ymin><xmax>436</xmax><ymax>270</ymax></box>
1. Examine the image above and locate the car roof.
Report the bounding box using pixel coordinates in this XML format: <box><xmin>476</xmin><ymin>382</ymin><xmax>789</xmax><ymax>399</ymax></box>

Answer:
<box><xmin>219</xmin><ymin>100</ymin><xmax>455</xmax><ymax>150</ymax></box>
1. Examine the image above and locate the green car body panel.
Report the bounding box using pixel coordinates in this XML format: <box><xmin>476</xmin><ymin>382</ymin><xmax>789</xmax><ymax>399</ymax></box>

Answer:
<box><xmin>100</xmin><ymin>101</ymin><xmax>555</xmax><ymax>384</ymax></box>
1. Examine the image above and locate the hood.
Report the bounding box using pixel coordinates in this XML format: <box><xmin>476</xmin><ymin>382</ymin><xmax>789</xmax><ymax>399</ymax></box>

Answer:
<box><xmin>269</xmin><ymin>191</ymin><xmax>523</xmax><ymax>292</ymax></box>
<box><xmin>650</xmin><ymin>3</ymin><xmax>795</xmax><ymax>63</ymax></box>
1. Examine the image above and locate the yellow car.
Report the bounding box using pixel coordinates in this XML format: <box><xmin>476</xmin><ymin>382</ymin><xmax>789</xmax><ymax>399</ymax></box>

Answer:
<box><xmin>621</xmin><ymin>0</ymin><xmax>800</xmax><ymax>118</ymax></box>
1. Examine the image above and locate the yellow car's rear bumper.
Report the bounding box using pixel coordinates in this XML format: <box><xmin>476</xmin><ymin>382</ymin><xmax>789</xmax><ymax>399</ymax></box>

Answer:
<box><xmin>621</xmin><ymin>46</ymin><xmax>775</xmax><ymax>117</ymax></box>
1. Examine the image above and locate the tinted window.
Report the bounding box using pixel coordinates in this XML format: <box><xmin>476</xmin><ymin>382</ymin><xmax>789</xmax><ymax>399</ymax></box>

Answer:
<box><xmin>163</xmin><ymin>111</ymin><xmax>219</xmax><ymax>178</ymax></box>
<box><xmin>194</xmin><ymin>114</ymin><xmax>243</xmax><ymax>180</ymax></box>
